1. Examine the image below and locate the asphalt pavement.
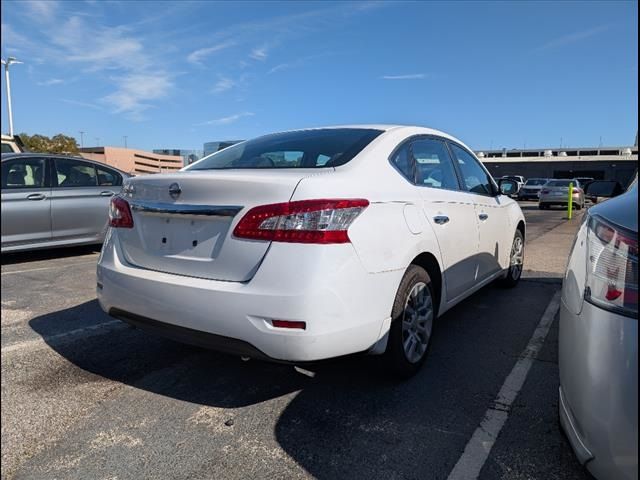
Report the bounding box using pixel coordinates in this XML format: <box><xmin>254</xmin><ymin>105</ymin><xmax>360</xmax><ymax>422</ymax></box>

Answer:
<box><xmin>1</xmin><ymin>203</ymin><xmax>593</xmax><ymax>480</ymax></box>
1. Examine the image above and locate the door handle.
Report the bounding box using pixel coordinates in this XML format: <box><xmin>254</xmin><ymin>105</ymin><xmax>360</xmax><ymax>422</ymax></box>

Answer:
<box><xmin>433</xmin><ymin>215</ymin><xmax>450</xmax><ymax>225</ymax></box>
<box><xmin>100</xmin><ymin>191</ymin><xmax>115</xmax><ymax>197</ymax></box>
<box><xmin>26</xmin><ymin>193</ymin><xmax>46</xmax><ymax>201</ymax></box>
<box><xmin>479</xmin><ymin>213</ymin><xmax>489</xmax><ymax>221</ymax></box>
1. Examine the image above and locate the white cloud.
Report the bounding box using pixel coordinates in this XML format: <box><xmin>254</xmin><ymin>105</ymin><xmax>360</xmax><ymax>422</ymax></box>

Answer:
<box><xmin>23</xmin><ymin>0</ymin><xmax>58</xmax><ymax>21</ymax></box>
<box><xmin>249</xmin><ymin>45</ymin><xmax>269</xmax><ymax>61</ymax></box>
<box><xmin>194</xmin><ymin>112</ymin><xmax>254</xmax><ymax>126</ymax></box>
<box><xmin>37</xmin><ymin>78</ymin><xmax>64</xmax><ymax>86</ymax></box>
<box><xmin>212</xmin><ymin>76</ymin><xmax>236</xmax><ymax>93</ymax></box>
<box><xmin>61</xmin><ymin>98</ymin><xmax>102</xmax><ymax>110</ymax></box>
<box><xmin>103</xmin><ymin>74</ymin><xmax>172</xmax><ymax>118</ymax></box>
<box><xmin>187</xmin><ymin>40</ymin><xmax>236</xmax><ymax>65</ymax></box>
<box><xmin>535</xmin><ymin>25</ymin><xmax>610</xmax><ymax>51</ymax></box>
<box><xmin>381</xmin><ymin>73</ymin><xmax>427</xmax><ymax>80</ymax></box>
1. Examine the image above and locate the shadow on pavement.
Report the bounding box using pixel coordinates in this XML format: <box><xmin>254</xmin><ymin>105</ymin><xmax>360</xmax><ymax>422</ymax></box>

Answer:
<box><xmin>28</xmin><ymin>279</ymin><xmax>566</xmax><ymax>478</ymax></box>
<box><xmin>1</xmin><ymin>245</ymin><xmax>100</xmax><ymax>266</ymax></box>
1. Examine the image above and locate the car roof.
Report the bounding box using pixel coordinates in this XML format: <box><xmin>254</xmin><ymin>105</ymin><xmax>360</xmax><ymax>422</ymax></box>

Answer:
<box><xmin>1</xmin><ymin>152</ymin><xmax>131</xmax><ymax>176</ymax></box>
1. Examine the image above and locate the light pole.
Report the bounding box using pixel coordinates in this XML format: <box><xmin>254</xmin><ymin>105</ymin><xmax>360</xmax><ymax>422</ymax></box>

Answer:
<box><xmin>1</xmin><ymin>56</ymin><xmax>23</xmax><ymax>137</ymax></box>
<box><xmin>123</xmin><ymin>135</ymin><xmax>128</xmax><ymax>148</ymax></box>
<box><xmin>79</xmin><ymin>131</ymin><xmax>85</xmax><ymax>149</ymax></box>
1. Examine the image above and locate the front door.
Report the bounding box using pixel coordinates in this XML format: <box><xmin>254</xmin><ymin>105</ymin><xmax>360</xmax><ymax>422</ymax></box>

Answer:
<box><xmin>1</xmin><ymin>156</ymin><xmax>52</xmax><ymax>248</ymax></box>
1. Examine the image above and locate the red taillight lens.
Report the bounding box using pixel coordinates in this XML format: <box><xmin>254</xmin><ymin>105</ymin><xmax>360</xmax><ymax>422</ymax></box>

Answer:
<box><xmin>233</xmin><ymin>199</ymin><xmax>369</xmax><ymax>244</ymax></box>
<box><xmin>573</xmin><ymin>188</ymin><xmax>582</xmax><ymax>194</ymax></box>
<box><xmin>109</xmin><ymin>196</ymin><xmax>134</xmax><ymax>228</ymax></box>
<box><xmin>585</xmin><ymin>215</ymin><xmax>638</xmax><ymax>317</ymax></box>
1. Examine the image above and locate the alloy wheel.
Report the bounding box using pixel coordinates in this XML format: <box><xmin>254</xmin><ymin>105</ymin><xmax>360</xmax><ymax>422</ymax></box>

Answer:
<box><xmin>401</xmin><ymin>282</ymin><xmax>434</xmax><ymax>363</ymax></box>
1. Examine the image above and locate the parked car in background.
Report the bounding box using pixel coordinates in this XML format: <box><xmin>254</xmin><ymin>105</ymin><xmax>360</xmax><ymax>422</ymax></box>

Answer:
<box><xmin>1</xmin><ymin>134</ymin><xmax>25</xmax><ymax>154</ymax></box>
<box><xmin>538</xmin><ymin>179</ymin><xmax>585</xmax><ymax>210</ymax></box>
<box><xmin>518</xmin><ymin>178</ymin><xmax>548</xmax><ymax>200</ymax></box>
<box><xmin>1</xmin><ymin>153</ymin><xmax>130</xmax><ymax>252</ymax></box>
<box><xmin>559</xmin><ymin>176</ymin><xmax>637</xmax><ymax>480</ymax></box>
<box><xmin>583</xmin><ymin>180</ymin><xmax>625</xmax><ymax>204</ymax></box>
<box><xmin>97</xmin><ymin>125</ymin><xmax>526</xmax><ymax>377</ymax></box>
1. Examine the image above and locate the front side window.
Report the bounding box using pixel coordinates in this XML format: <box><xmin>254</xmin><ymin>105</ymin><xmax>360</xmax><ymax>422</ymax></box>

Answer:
<box><xmin>188</xmin><ymin>128</ymin><xmax>383</xmax><ymax>170</ymax></box>
<box><xmin>1</xmin><ymin>158</ymin><xmax>47</xmax><ymax>189</ymax></box>
<box><xmin>449</xmin><ymin>143</ymin><xmax>494</xmax><ymax>195</ymax></box>
<box><xmin>412</xmin><ymin>139</ymin><xmax>460</xmax><ymax>190</ymax></box>
<box><xmin>54</xmin><ymin>158</ymin><xmax>97</xmax><ymax>187</ymax></box>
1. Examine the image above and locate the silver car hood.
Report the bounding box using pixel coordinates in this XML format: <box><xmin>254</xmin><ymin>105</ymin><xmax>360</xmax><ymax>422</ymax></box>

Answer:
<box><xmin>589</xmin><ymin>184</ymin><xmax>638</xmax><ymax>233</ymax></box>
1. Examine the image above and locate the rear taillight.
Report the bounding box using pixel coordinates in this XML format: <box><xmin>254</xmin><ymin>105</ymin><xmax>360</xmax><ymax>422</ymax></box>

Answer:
<box><xmin>233</xmin><ymin>199</ymin><xmax>369</xmax><ymax>244</ymax></box>
<box><xmin>573</xmin><ymin>188</ymin><xmax>582</xmax><ymax>194</ymax></box>
<box><xmin>585</xmin><ymin>215</ymin><xmax>638</xmax><ymax>318</ymax></box>
<box><xmin>109</xmin><ymin>196</ymin><xmax>134</xmax><ymax>228</ymax></box>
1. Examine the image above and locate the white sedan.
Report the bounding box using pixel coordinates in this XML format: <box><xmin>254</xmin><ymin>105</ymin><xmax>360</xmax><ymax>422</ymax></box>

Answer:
<box><xmin>97</xmin><ymin>125</ymin><xmax>525</xmax><ymax>377</ymax></box>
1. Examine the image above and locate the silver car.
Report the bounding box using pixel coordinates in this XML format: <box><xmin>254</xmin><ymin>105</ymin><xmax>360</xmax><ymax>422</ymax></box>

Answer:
<box><xmin>559</xmin><ymin>178</ymin><xmax>638</xmax><ymax>480</ymax></box>
<box><xmin>538</xmin><ymin>179</ymin><xmax>585</xmax><ymax>210</ymax></box>
<box><xmin>518</xmin><ymin>177</ymin><xmax>549</xmax><ymax>200</ymax></box>
<box><xmin>1</xmin><ymin>153</ymin><xmax>129</xmax><ymax>252</ymax></box>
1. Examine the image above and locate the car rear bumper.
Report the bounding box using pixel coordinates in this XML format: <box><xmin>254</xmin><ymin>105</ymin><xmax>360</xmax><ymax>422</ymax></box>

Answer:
<box><xmin>97</xmin><ymin>230</ymin><xmax>401</xmax><ymax>362</ymax></box>
<box><xmin>559</xmin><ymin>299</ymin><xmax>638</xmax><ymax>480</ymax></box>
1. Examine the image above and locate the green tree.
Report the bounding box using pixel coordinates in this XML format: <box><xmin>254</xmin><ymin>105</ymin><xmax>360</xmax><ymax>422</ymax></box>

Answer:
<box><xmin>19</xmin><ymin>133</ymin><xmax>79</xmax><ymax>154</ymax></box>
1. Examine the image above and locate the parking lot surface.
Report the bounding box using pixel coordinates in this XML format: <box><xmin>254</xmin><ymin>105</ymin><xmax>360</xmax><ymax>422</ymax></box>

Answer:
<box><xmin>2</xmin><ymin>204</ymin><xmax>593</xmax><ymax>479</ymax></box>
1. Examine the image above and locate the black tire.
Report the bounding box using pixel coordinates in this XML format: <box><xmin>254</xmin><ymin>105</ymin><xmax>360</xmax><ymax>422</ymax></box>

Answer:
<box><xmin>498</xmin><ymin>229</ymin><xmax>525</xmax><ymax>288</ymax></box>
<box><xmin>385</xmin><ymin>265</ymin><xmax>436</xmax><ymax>378</ymax></box>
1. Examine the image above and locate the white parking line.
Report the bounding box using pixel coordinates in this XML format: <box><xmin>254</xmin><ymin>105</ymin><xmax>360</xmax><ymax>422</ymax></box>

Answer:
<box><xmin>446</xmin><ymin>290</ymin><xmax>562</xmax><ymax>480</ymax></box>
<box><xmin>1</xmin><ymin>260</ymin><xmax>97</xmax><ymax>275</ymax></box>
<box><xmin>1</xmin><ymin>320</ymin><xmax>126</xmax><ymax>355</ymax></box>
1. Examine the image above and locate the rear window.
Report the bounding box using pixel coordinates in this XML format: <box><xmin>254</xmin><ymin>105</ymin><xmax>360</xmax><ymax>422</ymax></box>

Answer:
<box><xmin>546</xmin><ymin>180</ymin><xmax>573</xmax><ymax>187</ymax></box>
<box><xmin>187</xmin><ymin>128</ymin><xmax>383</xmax><ymax>170</ymax></box>
<box><xmin>525</xmin><ymin>179</ymin><xmax>547</xmax><ymax>186</ymax></box>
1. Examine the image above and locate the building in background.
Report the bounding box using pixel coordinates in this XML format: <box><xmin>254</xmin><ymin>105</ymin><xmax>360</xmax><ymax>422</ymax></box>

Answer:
<box><xmin>79</xmin><ymin>147</ymin><xmax>182</xmax><ymax>175</ymax></box>
<box><xmin>478</xmin><ymin>144</ymin><xmax>638</xmax><ymax>187</ymax></box>
<box><xmin>153</xmin><ymin>149</ymin><xmax>203</xmax><ymax>167</ymax></box>
<box><xmin>203</xmin><ymin>140</ymin><xmax>243</xmax><ymax>157</ymax></box>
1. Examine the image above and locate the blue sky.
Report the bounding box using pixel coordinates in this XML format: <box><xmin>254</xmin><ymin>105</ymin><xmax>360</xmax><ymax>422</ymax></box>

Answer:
<box><xmin>1</xmin><ymin>0</ymin><xmax>637</xmax><ymax>152</ymax></box>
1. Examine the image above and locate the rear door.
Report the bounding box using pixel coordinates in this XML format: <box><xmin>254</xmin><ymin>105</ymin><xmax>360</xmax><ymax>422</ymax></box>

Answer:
<box><xmin>1</xmin><ymin>156</ymin><xmax>52</xmax><ymax>247</ymax></box>
<box><xmin>448</xmin><ymin>142</ymin><xmax>507</xmax><ymax>281</ymax></box>
<box><xmin>50</xmin><ymin>157</ymin><xmax>117</xmax><ymax>241</ymax></box>
<box><xmin>394</xmin><ymin>137</ymin><xmax>481</xmax><ymax>301</ymax></box>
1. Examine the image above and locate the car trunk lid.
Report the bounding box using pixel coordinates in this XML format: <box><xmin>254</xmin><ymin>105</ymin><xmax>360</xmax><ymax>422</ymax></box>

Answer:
<box><xmin>117</xmin><ymin>170</ymin><xmax>318</xmax><ymax>281</ymax></box>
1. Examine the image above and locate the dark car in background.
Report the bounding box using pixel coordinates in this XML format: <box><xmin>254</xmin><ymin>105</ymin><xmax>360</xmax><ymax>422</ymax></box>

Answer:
<box><xmin>1</xmin><ymin>153</ymin><xmax>130</xmax><ymax>252</ymax></box>
<box><xmin>518</xmin><ymin>178</ymin><xmax>549</xmax><ymax>200</ymax></box>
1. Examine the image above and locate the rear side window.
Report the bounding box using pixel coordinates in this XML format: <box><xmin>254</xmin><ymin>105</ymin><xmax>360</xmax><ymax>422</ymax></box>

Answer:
<box><xmin>412</xmin><ymin>139</ymin><xmax>460</xmax><ymax>190</ymax></box>
<box><xmin>449</xmin><ymin>143</ymin><xmax>494</xmax><ymax>196</ymax></box>
<box><xmin>187</xmin><ymin>128</ymin><xmax>383</xmax><ymax>170</ymax></box>
<box><xmin>96</xmin><ymin>166</ymin><xmax>122</xmax><ymax>186</ymax></box>
<box><xmin>1</xmin><ymin>143</ymin><xmax>15</xmax><ymax>153</ymax></box>
<box><xmin>54</xmin><ymin>158</ymin><xmax>98</xmax><ymax>187</ymax></box>
<box><xmin>1</xmin><ymin>158</ymin><xmax>47</xmax><ymax>189</ymax></box>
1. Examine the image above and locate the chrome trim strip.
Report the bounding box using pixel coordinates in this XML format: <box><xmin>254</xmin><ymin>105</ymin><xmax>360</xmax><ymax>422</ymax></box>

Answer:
<box><xmin>129</xmin><ymin>200</ymin><xmax>243</xmax><ymax>217</ymax></box>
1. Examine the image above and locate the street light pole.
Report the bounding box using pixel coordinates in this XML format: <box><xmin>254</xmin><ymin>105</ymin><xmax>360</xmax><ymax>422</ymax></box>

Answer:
<box><xmin>79</xmin><ymin>131</ymin><xmax>85</xmax><ymax>149</ymax></box>
<box><xmin>123</xmin><ymin>136</ymin><xmax>128</xmax><ymax>148</ymax></box>
<box><xmin>1</xmin><ymin>57</ymin><xmax>23</xmax><ymax>137</ymax></box>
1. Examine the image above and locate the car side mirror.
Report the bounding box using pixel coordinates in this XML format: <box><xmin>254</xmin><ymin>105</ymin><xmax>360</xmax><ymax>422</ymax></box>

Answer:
<box><xmin>498</xmin><ymin>179</ymin><xmax>518</xmax><ymax>196</ymax></box>
<box><xmin>583</xmin><ymin>180</ymin><xmax>624</xmax><ymax>199</ymax></box>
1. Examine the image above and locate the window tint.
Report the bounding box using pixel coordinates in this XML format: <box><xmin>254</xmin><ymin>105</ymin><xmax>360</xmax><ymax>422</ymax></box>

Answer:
<box><xmin>54</xmin><ymin>158</ymin><xmax>97</xmax><ymax>187</ymax></box>
<box><xmin>390</xmin><ymin>143</ymin><xmax>413</xmax><ymax>181</ymax></box>
<box><xmin>1</xmin><ymin>158</ymin><xmax>46</xmax><ymax>189</ymax></box>
<box><xmin>412</xmin><ymin>139</ymin><xmax>459</xmax><ymax>190</ymax></box>
<box><xmin>188</xmin><ymin>128</ymin><xmax>383</xmax><ymax>170</ymax></box>
<box><xmin>546</xmin><ymin>180</ymin><xmax>574</xmax><ymax>187</ymax></box>
<box><xmin>96</xmin><ymin>166</ymin><xmax>122</xmax><ymax>186</ymax></box>
<box><xmin>449</xmin><ymin>143</ymin><xmax>493</xmax><ymax>195</ymax></box>
<box><xmin>525</xmin><ymin>179</ymin><xmax>548</xmax><ymax>186</ymax></box>
<box><xmin>1</xmin><ymin>143</ymin><xmax>14</xmax><ymax>153</ymax></box>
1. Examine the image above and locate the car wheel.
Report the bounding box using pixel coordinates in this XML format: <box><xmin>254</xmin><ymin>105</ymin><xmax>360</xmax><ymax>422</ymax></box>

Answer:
<box><xmin>386</xmin><ymin>265</ymin><xmax>435</xmax><ymax>378</ymax></box>
<box><xmin>499</xmin><ymin>229</ymin><xmax>524</xmax><ymax>288</ymax></box>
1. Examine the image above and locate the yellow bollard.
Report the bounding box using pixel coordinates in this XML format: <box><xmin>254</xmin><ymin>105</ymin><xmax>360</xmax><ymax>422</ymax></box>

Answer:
<box><xmin>568</xmin><ymin>181</ymin><xmax>573</xmax><ymax>220</ymax></box>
